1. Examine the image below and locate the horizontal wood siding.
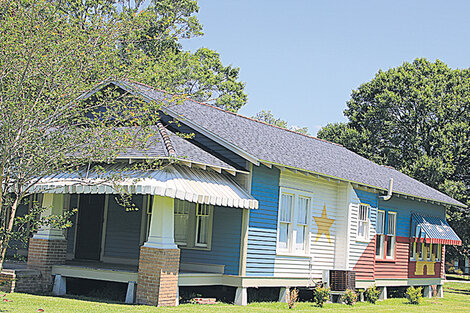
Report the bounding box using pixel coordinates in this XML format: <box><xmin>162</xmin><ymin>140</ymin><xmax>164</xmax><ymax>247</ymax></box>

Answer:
<box><xmin>375</xmin><ymin>237</ymin><xmax>409</xmax><ymax>279</ymax></box>
<box><xmin>277</xmin><ymin>172</ymin><xmax>344</xmax><ymax>279</ymax></box>
<box><xmin>246</xmin><ymin>165</ymin><xmax>280</xmax><ymax>277</ymax></box>
<box><xmin>349</xmin><ymin>189</ymin><xmax>378</xmax><ymax>281</ymax></box>
<box><xmin>103</xmin><ymin>195</ymin><xmax>143</xmax><ymax>260</ymax></box>
<box><xmin>378</xmin><ymin>196</ymin><xmax>445</xmax><ymax>238</ymax></box>
<box><xmin>179</xmin><ymin>206</ymin><xmax>242</xmax><ymax>275</ymax></box>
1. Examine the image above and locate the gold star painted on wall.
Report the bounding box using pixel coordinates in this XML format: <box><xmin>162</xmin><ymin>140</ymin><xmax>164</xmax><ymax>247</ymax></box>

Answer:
<box><xmin>313</xmin><ymin>204</ymin><xmax>335</xmax><ymax>244</ymax></box>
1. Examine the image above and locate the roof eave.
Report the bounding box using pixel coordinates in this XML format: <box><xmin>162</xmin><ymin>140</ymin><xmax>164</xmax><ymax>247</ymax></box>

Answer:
<box><xmin>117</xmin><ymin>156</ymin><xmax>249</xmax><ymax>176</ymax></box>
<box><xmin>259</xmin><ymin>159</ymin><xmax>467</xmax><ymax>209</ymax></box>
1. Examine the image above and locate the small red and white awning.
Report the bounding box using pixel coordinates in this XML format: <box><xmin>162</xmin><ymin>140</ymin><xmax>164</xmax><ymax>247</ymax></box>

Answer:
<box><xmin>412</xmin><ymin>214</ymin><xmax>461</xmax><ymax>246</ymax></box>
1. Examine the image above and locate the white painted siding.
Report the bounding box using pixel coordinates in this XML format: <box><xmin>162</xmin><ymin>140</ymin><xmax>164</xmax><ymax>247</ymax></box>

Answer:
<box><xmin>277</xmin><ymin>171</ymin><xmax>350</xmax><ymax>280</ymax></box>
<box><xmin>348</xmin><ymin>188</ymin><xmax>378</xmax><ymax>273</ymax></box>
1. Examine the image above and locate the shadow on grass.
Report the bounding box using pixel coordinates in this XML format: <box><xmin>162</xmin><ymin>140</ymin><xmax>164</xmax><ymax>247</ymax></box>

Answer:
<box><xmin>445</xmin><ymin>288</ymin><xmax>470</xmax><ymax>295</ymax></box>
<box><xmin>60</xmin><ymin>294</ymin><xmax>131</xmax><ymax>306</ymax></box>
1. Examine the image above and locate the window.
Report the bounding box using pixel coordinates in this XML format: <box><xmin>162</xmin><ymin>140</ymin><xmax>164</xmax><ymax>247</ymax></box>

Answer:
<box><xmin>375</xmin><ymin>210</ymin><xmax>397</xmax><ymax>260</ymax></box>
<box><xmin>174</xmin><ymin>200</ymin><xmax>191</xmax><ymax>245</ymax></box>
<box><xmin>386</xmin><ymin>212</ymin><xmax>396</xmax><ymax>259</ymax></box>
<box><xmin>146</xmin><ymin>198</ymin><xmax>213</xmax><ymax>250</ymax></box>
<box><xmin>410</xmin><ymin>242</ymin><xmax>441</xmax><ymax>262</ymax></box>
<box><xmin>195</xmin><ymin>204</ymin><xmax>211</xmax><ymax>247</ymax></box>
<box><xmin>279</xmin><ymin>193</ymin><xmax>294</xmax><ymax>250</ymax></box>
<box><xmin>277</xmin><ymin>188</ymin><xmax>311</xmax><ymax>255</ymax></box>
<box><xmin>357</xmin><ymin>204</ymin><xmax>370</xmax><ymax>240</ymax></box>
<box><xmin>375</xmin><ymin>210</ymin><xmax>385</xmax><ymax>259</ymax></box>
<box><xmin>295</xmin><ymin>197</ymin><xmax>310</xmax><ymax>252</ymax></box>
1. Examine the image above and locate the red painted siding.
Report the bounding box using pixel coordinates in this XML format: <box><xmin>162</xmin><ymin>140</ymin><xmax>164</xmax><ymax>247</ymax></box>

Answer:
<box><xmin>375</xmin><ymin>237</ymin><xmax>409</xmax><ymax>279</ymax></box>
<box><xmin>353</xmin><ymin>237</ymin><xmax>375</xmax><ymax>281</ymax></box>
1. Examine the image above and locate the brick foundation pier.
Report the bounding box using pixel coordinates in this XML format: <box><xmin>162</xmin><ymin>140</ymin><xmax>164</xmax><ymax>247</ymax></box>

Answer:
<box><xmin>136</xmin><ymin>246</ymin><xmax>180</xmax><ymax>306</ymax></box>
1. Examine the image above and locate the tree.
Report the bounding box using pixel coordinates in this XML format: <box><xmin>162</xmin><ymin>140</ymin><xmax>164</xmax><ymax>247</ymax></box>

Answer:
<box><xmin>0</xmin><ymin>1</ymin><xmax>164</xmax><ymax>270</ymax></box>
<box><xmin>317</xmin><ymin>58</ymin><xmax>470</xmax><ymax>259</ymax></box>
<box><xmin>57</xmin><ymin>0</ymin><xmax>248</xmax><ymax>111</ymax></box>
<box><xmin>252</xmin><ymin>110</ymin><xmax>309</xmax><ymax>135</ymax></box>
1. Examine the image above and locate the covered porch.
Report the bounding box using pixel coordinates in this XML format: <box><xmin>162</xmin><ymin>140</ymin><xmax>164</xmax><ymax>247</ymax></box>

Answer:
<box><xmin>26</xmin><ymin>164</ymin><xmax>257</xmax><ymax>306</ymax></box>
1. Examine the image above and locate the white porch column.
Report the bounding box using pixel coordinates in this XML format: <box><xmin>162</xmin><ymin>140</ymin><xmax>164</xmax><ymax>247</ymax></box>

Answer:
<box><xmin>33</xmin><ymin>193</ymin><xmax>65</xmax><ymax>240</ymax></box>
<box><xmin>143</xmin><ymin>196</ymin><xmax>177</xmax><ymax>249</ymax></box>
<box><xmin>423</xmin><ymin>285</ymin><xmax>432</xmax><ymax>298</ymax></box>
<box><xmin>278</xmin><ymin>287</ymin><xmax>290</xmax><ymax>303</ymax></box>
<box><xmin>379</xmin><ymin>286</ymin><xmax>387</xmax><ymax>300</ymax></box>
<box><xmin>234</xmin><ymin>287</ymin><xmax>247</xmax><ymax>306</ymax></box>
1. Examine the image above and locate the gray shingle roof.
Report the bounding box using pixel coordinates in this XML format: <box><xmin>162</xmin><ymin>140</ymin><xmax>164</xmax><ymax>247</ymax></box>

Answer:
<box><xmin>118</xmin><ymin>125</ymin><xmax>236</xmax><ymax>171</ymax></box>
<box><xmin>118</xmin><ymin>80</ymin><xmax>465</xmax><ymax>207</ymax></box>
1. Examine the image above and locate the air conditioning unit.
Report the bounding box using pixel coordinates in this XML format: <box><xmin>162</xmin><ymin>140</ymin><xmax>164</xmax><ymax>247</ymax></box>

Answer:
<box><xmin>329</xmin><ymin>270</ymin><xmax>355</xmax><ymax>291</ymax></box>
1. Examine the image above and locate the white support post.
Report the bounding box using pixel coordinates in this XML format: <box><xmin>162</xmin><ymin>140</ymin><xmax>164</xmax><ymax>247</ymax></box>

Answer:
<box><xmin>379</xmin><ymin>286</ymin><xmax>387</xmax><ymax>300</ymax></box>
<box><xmin>125</xmin><ymin>281</ymin><xmax>136</xmax><ymax>304</ymax></box>
<box><xmin>424</xmin><ymin>285</ymin><xmax>432</xmax><ymax>298</ymax></box>
<box><xmin>234</xmin><ymin>287</ymin><xmax>247</xmax><ymax>306</ymax></box>
<box><xmin>33</xmin><ymin>194</ymin><xmax>65</xmax><ymax>240</ymax></box>
<box><xmin>52</xmin><ymin>274</ymin><xmax>66</xmax><ymax>296</ymax></box>
<box><xmin>143</xmin><ymin>196</ymin><xmax>177</xmax><ymax>249</ymax></box>
<box><xmin>278</xmin><ymin>287</ymin><xmax>290</xmax><ymax>303</ymax></box>
<box><xmin>437</xmin><ymin>285</ymin><xmax>444</xmax><ymax>298</ymax></box>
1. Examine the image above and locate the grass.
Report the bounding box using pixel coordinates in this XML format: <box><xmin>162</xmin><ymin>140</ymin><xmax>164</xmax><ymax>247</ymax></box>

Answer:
<box><xmin>446</xmin><ymin>273</ymin><xmax>470</xmax><ymax>281</ymax></box>
<box><xmin>0</xmin><ymin>282</ymin><xmax>469</xmax><ymax>313</ymax></box>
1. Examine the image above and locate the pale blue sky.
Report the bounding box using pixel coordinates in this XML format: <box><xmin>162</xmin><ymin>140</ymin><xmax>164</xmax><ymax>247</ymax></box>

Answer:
<box><xmin>181</xmin><ymin>1</ymin><xmax>470</xmax><ymax>135</ymax></box>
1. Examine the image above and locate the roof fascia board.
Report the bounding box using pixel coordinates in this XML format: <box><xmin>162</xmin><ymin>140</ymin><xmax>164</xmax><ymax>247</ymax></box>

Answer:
<box><xmin>260</xmin><ymin>159</ymin><xmax>466</xmax><ymax>209</ymax></box>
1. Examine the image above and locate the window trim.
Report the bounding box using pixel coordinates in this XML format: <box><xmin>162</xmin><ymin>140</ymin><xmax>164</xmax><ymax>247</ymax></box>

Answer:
<box><xmin>375</xmin><ymin>210</ymin><xmax>397</xmax><ymax>261</ymax></box>
<box><xmin>375</xmin><ymin>210</ymin><xmax>386</xmax><ymax>259</ymax></box>
<box><xmin>356</xmin><ymin>203</ymin><xmax>370</xmax><ymax>242</ymax></box>
<box><xmin>276</xmin><ymin>187</ymin><xmax>312</xmax><ymax>256</ymax></box>
<box><xmin>194</xmin><ymin>204</ymin><xmax>213</xmax><ymax>248</ymax></box>
<box><xmin>385</xmin><ymin>212</ymin><xmax>397</xmax><ymax>260</ymax></box>
<box><xmin>410</xmin><ymin>242</ymin><xmax>441</xmax><ymax>262</ymax></box>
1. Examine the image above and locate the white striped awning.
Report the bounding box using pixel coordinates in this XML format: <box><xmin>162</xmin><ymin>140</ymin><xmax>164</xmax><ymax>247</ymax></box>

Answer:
<box><xmin>32</xmin><ymin>164</ymin><xmax>258</xmax><ymax>209</ymax></box>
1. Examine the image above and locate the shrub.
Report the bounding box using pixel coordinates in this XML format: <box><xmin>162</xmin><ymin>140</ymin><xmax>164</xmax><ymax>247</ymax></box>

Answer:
<box><xmin>364</xmin><ymin>285</ymin><xmax>381</xmax><ymax>304</ymax></box>
<box><xmin>341</xmin><ymin>289</ymin><xmax>357</xmax><ymax>305</ymax></box>
<box><xmin>313</xmin><ymin>285</ymin><xmax>330</xmax><ymax>308</ymax></box>
<box><xmin>287</xmin><ymin>288</ymin><xmax>299</xmax><ymax>309</ymax></box>
<box><xmin>405</xmin><ymin>286</ymin><xmax>422</xmax><ymax>305</ymax></box>
<box><xmin>455</xmin><ymin>269</ymin><xmax>464</xmax><ymax>276</ymax></box>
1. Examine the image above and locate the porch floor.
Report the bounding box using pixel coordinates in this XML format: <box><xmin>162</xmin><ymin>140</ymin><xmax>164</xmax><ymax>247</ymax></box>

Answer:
<box><xmin>51</xmin><ymin>261</ymin><xmax>225</xmax><ymax>286</ymax></box>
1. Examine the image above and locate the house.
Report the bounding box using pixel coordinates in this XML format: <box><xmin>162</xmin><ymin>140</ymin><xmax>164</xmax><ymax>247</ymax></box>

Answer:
<box><xmin>3</xmin><ymin>80</ymin><xmax>463</xmax><ymax>306</ymax></box>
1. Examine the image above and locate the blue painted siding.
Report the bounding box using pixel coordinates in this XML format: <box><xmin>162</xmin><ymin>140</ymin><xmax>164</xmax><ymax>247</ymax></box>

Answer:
<box><xmin>179</xmin><ymin>206</ymin><xmax>242</xmax><ymax>275</ymax></box>
<box><xmin>379</xmin><ymin>196</ymin><xmax>445</xmax><ymax>238</ymax></box>
<box><xmin>245</xmin><ymin>165</ymin><xmax>280</xmax><ymax>277</ymax></box>
<box><xmin>352</xmin><ymin>188</ymin><xmax>379</xmax><ymax>208</ymax></box>
<box><xmin>103</xmin><ymin>195</ymin><xmax>143</xmax><ymax>259</ymax></box>
<box><xmin>352</xmin><ymin>188</ymin><xmax>447</xmax><ymax>238</ymax></box>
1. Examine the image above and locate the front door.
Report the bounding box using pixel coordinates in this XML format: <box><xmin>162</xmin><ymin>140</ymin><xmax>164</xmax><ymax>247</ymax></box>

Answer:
<box><xmin>75</xmin><ymin>194</ymin><xmax>105</xmax><ymax>260</ymax></box>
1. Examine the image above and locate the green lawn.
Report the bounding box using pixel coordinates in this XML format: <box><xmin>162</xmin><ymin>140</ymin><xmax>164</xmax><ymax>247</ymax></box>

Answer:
<box><xmin>1</xmin><ymin>282</ymin><xmax>470</xmax><ymax>313</ymax></box>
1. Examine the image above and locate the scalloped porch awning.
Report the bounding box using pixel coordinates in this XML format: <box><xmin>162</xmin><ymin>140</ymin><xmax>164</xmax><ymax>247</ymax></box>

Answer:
<box><xmin>32</xmin><ymin>164</ymin><xmax>258</xmax><ymax>210</ymax></box>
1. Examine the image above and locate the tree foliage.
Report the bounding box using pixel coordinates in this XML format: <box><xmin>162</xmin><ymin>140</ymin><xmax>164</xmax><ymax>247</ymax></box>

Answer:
<box><xmin>58</xmin><ymin>0</ymin><xmax>247</xmax><ymax>111</ymax></box>
<box><xmin>252</xmin><ymin>110</ymin><xmax>309</xmax><ymax>135</ymax></box>
<box><xmin>317</xmin><ymin>58</ymin><xmax>470</xmax><ymax>258</ymax></box>
<box><xmin>0</xmin><ymin>0</ymin><xmax>166</xmax><ymax>269</ymax></box>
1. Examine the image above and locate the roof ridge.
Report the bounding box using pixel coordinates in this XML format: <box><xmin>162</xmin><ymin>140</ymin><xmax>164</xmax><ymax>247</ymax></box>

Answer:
<box><xmin>118</xmin><ymin>79</ymin><xmax>343</xmax><ymax>148</ymax></box>
<box><xmin>156</xmin><ymin>121</ymin><xmax>177</xmax><ymax>157</ymax></box>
